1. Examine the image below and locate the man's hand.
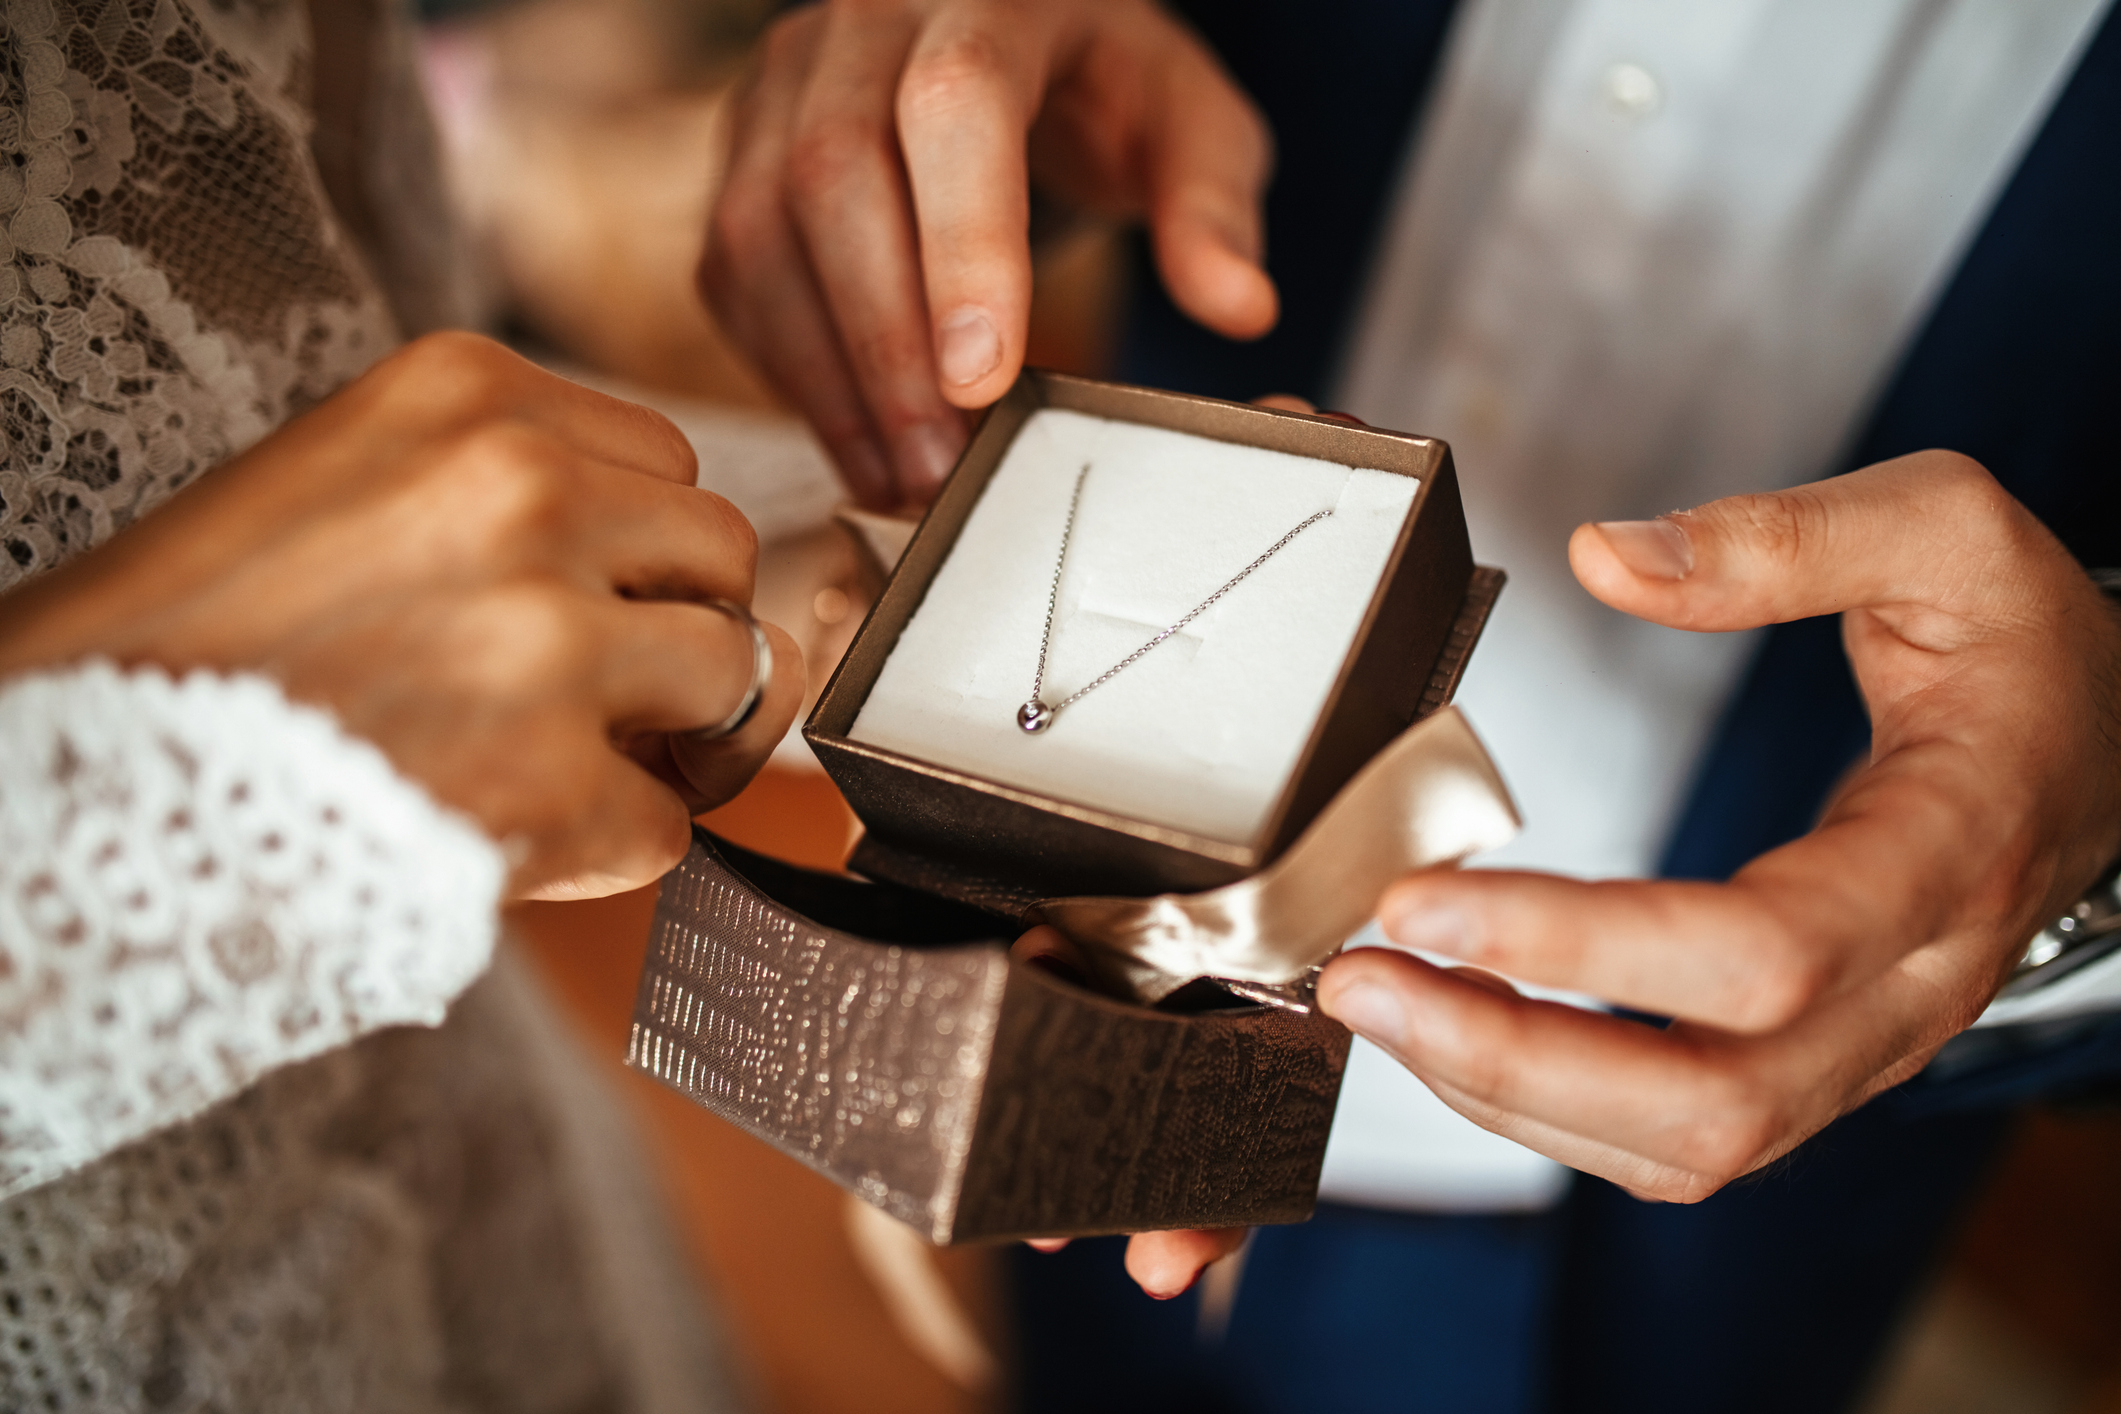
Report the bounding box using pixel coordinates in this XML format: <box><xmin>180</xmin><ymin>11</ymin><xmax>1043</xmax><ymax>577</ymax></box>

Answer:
<box><xmin>703</xmin><ymin>0</ymin><xmax>1276</xmax><ymax>509</ymax></box>
<box><xmin>1107</xmin><ymin>451</ymin><xmax>2121</xmax><ymax>1299</ymax></box>
<box><xmin>1317</xmin><ymin>451</ymin><xmax>2121</xmax><ymax>1203</ymax></box>
<box><xmin>0</xmin><ymin>333</ymin><xmax>802</xmax><ymax>901</ymax></box>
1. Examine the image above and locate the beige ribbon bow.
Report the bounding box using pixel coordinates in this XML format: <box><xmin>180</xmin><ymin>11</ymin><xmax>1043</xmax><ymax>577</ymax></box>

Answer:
<box><xmin>1034</xmin><ymin>707</ymin><xmax>1520</xmax><ymax>1006</ymax></box>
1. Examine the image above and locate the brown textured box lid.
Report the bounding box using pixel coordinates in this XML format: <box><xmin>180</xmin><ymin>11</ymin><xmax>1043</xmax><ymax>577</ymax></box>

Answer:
<box><xmin>627</xmin><ymin>830</ymin><xmax>1351</xmax><ymax>1243</ymax></box>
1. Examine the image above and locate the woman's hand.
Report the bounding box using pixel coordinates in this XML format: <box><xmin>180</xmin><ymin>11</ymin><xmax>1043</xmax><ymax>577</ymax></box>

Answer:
<box><xmin>703</xmin><ymin>0</ymin><xmax>1276</xmax><ymax>509</ymax></box>
<box><xmin>1320</xmin><ymin>451</ymin><xmax>2121</xmax><ymax>1202</ymax></box>
<box><xmin>0</xmin><ymin>332</ymin><xmax>802</xmax><ymax>900</ymax></box>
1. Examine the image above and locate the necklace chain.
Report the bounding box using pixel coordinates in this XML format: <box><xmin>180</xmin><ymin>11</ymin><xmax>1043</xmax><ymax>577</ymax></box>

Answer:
<box><xmin>1020</xmin><ymin>462</ymin><xmax>1333</xmax><ymax>733</ymax></box>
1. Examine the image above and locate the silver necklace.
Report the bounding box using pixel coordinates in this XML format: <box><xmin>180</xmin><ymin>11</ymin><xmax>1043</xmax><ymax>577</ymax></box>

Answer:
<box><xmin>1018</xmin><ymin>463</ymin><xmax>1333</xmax><ymax>734</ymax></box>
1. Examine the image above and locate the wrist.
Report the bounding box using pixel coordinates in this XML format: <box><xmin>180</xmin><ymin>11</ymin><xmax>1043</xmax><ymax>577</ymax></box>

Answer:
<box><xmin>2004</xmin><ymin>566</ymin><xmax>2121</xmax><ymax>999</ymax></box>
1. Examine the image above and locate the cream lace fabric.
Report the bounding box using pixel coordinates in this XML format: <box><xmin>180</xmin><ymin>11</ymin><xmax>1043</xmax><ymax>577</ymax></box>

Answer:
<box><xmin>1</xmin><ymin>928</ymin><xmax>744</xmax><ymax>1414</ymax></box>
<box><xmin>0</xmin><ymin>0</ymin><xmax>746</xmax><ymax>1409</ymax></box>
<box><xmin>0</xmin><ymin>661</ymin><xmax>506</xmax><ymax>1200</ymax></box>
<box><xmin>0</xmin><ymin>0</ymin><xmax>400</xmax><ymax>589</ymax></box>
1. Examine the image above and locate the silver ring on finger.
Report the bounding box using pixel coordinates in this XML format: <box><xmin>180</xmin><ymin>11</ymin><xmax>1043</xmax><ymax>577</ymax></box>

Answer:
<box><xmin>683</xmin><ymin>598</ymin><xmax>773</xmax><ymax>743</ymax></box>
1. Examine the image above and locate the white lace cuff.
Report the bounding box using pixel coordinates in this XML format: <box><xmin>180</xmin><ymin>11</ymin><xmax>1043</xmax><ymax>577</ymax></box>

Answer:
<box><xmin>0</xmin><ymin>662</ymin><xmax>506</xmax><ymax>1199</ymax></box>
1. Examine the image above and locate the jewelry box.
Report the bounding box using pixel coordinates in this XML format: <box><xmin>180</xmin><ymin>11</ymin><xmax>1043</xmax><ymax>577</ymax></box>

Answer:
<box><xmin>629</xmin><ymin>371</ymin><xmax>1506</xmax><ymax>1243</ymax></box>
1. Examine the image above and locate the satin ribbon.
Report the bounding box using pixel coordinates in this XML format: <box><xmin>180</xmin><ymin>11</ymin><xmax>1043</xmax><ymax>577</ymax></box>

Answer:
<box><xmin>1032</xmin><ymin>707</ymin><xmax>1520</xmax><ymax>1007</ymax></box>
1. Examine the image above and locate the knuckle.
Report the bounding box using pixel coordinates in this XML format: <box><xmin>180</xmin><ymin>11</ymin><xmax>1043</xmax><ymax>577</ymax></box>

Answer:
<box><xmin>1428</xmin><ymin>1003</ymin><xmax>1517</xmax><ymax>1105</ymax></box>
<box><xmin>1916</xmin><ymin>448</ymin><xmax>1996</xmax><ymax>503</ymax></box>
<box><xmin>786</xmin><ymin>120</ymin><xmax>885</xmax><ymax>207</ymax></box>
<box><xmin>1453</xmin><ymin>1049</ymin><xmax>1515</xmax><ymax>1109</ymax></box>
<box><xmin>478</xmin><ymin>577</ymin><xmax>578</xmax><ymax>640</ymax></box>
<box><xmin>388</xmin><ymin>330</ymin><xmax>520</xmax><ymax>419</ymax></box>
<box><xmin>1722</xmin><ymin>487</ymin><xmax>1830</xmax><ymax>573</ymax></box>
<box><xmin>700</xmin><ymin>490</ymin><xmax>759</xmax><ymax>575</ymax></box>
<box><xmin>395</xmin><ymin>328</ymin><xmax>498</xmax><ymax>372</ymax></box>
<box><xmin>417</xmin><ymin>587</ymin><xmax>585</xmax><ymax>724</ymax></box>
<box><xmin>627</xmin><ymin>403</ymin><xmax>700</xmax><ymax>484</ymax></box>
<box><xmin>466</xmin><ymin>580</ymin><xmax>595</xmax><ymax>679</ymax></box>
<box><xmin>1618</xmin><ymin>1160</ymin><xmax>1715</xmax><ymax>1205</ymax></box>
<box><xmin>1925</xmin><ymin>451</ymin><xmax>2021</xmax><ymax>540</ymax></box>
<box><xmin>898</xmin><ymin>32</ymin><xmax>1013</xmax><ymax>127</ymax></box>
<box><xmin>445</xmin><ymin>426</ymin><xmax>575</xmax><ymax>548</ymax></box>
<box><xmin>1663</xmin><ymin>1171</ymin><xmax>1734</xmax><ymax>1205</ymax></box>
<box><xmin>1680</xmin><ymin>1084</ymin><xmax>1781</xmax><ymax>1184</ymax></box>
<box><xmin>1731</xmin><ymin>928</ymin><xmax>1832</xmax><ymax>1032</ymax></box>
<box><xmin>466</xmin><ymin>422</ymin><xmax>569</xmax><ymax>502</ymax></box>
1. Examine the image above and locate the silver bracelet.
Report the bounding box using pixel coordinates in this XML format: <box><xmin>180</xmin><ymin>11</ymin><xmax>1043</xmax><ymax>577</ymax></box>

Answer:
<box><xmin>2002</xmin><ymin>567</ymin><xmax>2121</xmax><ymax>995</ymax></box>
<box><xmin>2002</xmin><ymin>861</ymin><xmax>2121</xmax><ymax>998</ymax></box>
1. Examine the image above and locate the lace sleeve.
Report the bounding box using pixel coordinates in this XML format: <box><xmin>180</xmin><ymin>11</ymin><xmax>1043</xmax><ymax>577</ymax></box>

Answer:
<box><xmin>0</xmin><ymin>661</ymin><xmax>506</xmax><ymax>1199</ymax></box>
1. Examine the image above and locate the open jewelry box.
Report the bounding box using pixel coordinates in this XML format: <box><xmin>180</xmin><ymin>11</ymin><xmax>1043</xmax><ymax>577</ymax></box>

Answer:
<box><xmin>629</xmin><ymin>371</ymin><xmax>1505</xmax><ymax>1243</ymax></box>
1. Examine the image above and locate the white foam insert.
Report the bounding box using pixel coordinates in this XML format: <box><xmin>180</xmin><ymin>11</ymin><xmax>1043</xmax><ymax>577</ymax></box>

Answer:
<box><xmin>848</xmin><ymin>409</ymin><xmax>1419</xmax><ymax>843</ymax></box>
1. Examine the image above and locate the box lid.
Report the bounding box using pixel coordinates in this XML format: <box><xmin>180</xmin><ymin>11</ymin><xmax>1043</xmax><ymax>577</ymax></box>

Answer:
<box><xmin>805</xmin><ymin>370</ymin><xmax>1496</xmax><ymax>907</ymax></box>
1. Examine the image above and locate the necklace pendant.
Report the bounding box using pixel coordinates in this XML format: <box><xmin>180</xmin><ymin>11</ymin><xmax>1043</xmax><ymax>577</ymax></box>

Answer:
<box><xmin>1017</xmin><ymin>699</ymin><xmax>1056</xmax><ymax>734</ymax></box>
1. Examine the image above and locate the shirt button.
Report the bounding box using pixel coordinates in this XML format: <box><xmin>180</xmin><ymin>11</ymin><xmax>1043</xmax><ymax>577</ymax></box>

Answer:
<box><xmin>1600</xmin><ymin>61</ymin><xmax>1663</xmax><ymax>118</ymax></box>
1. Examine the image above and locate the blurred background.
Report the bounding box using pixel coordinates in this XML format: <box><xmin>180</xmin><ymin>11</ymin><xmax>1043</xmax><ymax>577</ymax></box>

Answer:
<box><xmin>412</xmin><ymin>1</ymin><xmax>2121</xmax><ymax>1409</ymax></box>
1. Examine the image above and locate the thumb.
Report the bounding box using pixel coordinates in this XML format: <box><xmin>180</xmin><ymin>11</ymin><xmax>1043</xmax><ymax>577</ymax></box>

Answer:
<box><xmin>1567</xmin><ymin>450</ymin><xmax>2048</xmax><ymax>633</ymax></box>
<box><xmin>1145</xmin><ymin>45</ymin><xmax>1278</xmax><ymax>341</ymax></box>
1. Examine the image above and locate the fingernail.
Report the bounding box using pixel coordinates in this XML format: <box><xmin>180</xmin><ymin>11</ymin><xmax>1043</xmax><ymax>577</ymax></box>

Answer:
<box><xmin>893</xmin><ymin>419</ymin><xmax>964</xmax><ymax>501</ymax></box>
<box><xmin>1200</xmin><ymin>205</ymin><xmax>1263</xmax><ymax>265</ymax></box>
<box><xmin>1594</xmin><ymin>518</ymin><xmax>1693</xmax><ymax>579</ymax></box>
<box><xmin>1382</xmin><ymin>900</ymin><xmax>1476</xmax><ymax>958</ymax></box>
<box><xmin>937</xmin><ymin>307</ymin><xmax>1001</xmax><ymax>388</ymax></box>
<box><xmin>1321</xmin><ymin>979</ymin><xmax>1408</xmax><ymax>1049</ymax></box>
